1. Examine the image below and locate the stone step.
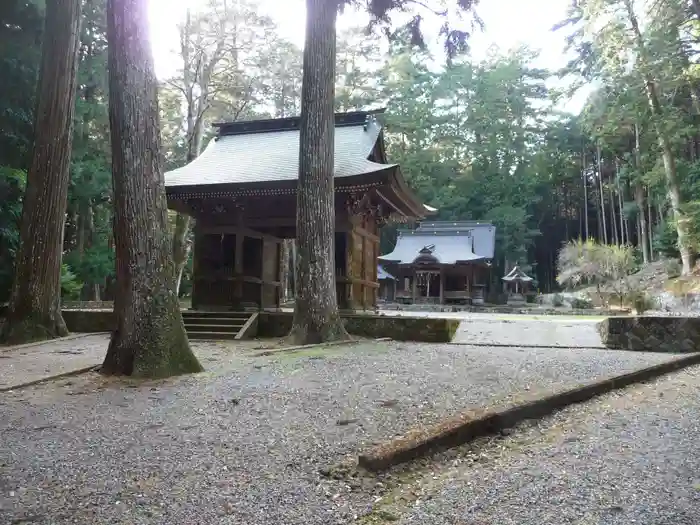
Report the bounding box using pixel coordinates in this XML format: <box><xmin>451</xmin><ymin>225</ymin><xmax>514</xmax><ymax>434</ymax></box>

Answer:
<box><xmin>182</xmin><ymin>311</ymin><xmax>249</xmax><ymax>320</ymax></box>
<box><xmin>184</xmin><ymin>316</ymin><xmax>248</xmax><ymax>325</ymax></box>
<box><xmin>186</xmin><ymin>331</ymin><xmax>239</xmax><ymax>341</ymax></box>
<box><xmin>185</xmin><ymin>323</ymin><xmax>243</xmax><ymax>333</ymax></box>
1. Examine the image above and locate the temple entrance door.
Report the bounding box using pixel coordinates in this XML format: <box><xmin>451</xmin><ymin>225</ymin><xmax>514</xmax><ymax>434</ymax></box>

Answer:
<box><xmin>415</xmin><ymin>270</ymin><xmax>440</xmax><ymax>303</ymax></box>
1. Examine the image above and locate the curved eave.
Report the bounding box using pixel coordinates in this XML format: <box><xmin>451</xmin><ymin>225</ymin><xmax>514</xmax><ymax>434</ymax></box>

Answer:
<box><xmin>385</xmin><ymin>167</ymin><xmax>430</xmax><ymax>220</ymax></box>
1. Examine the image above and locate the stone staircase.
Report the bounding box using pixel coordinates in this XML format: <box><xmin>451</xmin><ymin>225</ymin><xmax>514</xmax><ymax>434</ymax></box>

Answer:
<box><xmin>181</xmin><ymin>311</ymin><xmax>254</xmax><ymax>340</ymax></box>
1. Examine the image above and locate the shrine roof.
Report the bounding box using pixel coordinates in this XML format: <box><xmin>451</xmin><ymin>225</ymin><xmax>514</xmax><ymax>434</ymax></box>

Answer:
<box><xmin>377</xmin><ymin>265</ymin><xmax>396</xmax><ymax>280</ymax></box>
<box><xmin>502</xmin><ymin>265</ymin><xmax>534</xmax><ymax>282</ymax></box>
<box><xmin>379</xmin><ymin>221</ymin><xmax>496</xmax><ymax>265</ymax></box>
<box><xmin>164</xmin><ymin>109</ymin><xmax>395</xmax><ymax>188</ymax></box>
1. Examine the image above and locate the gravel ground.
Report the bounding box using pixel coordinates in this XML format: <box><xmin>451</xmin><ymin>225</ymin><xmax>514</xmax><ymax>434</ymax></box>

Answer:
<box><xmin>0</xmin><ymin>335</ymin><xmax>288</xmax><ymax>390</ymax></box>
<box><xmin>0</xmin><ymin>334</ymin><xmax>110</xmax><ymax>389</ymax></box>
<box><xmin>383</xmin><ymin>365</ymin><xmax>700</xmax><ymax>525</ymax></box>
<box><xmin>0</xmin><ymin>341</ymin><xmax>684</xmax><ymax>525</ymax></box>
<box><xmin>451</xmin><ymin>315</ymin><xmax>603</xmax><ymax>347</ymax></box>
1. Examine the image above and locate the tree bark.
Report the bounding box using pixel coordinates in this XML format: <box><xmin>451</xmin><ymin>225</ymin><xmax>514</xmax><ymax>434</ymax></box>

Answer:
<box><xmin>280</xmin><ymin>239</ymin><xmax>291</xmax><ymax>303</ymax></box>
<box><xmin>634</xmin><ymin>183</ymin><xmax>651</xmax><ymax>264</ymax></box>
<box><xmin>624</xmin><ymin>0</ymin><xmax>693</xmax><ymax>274</ymax></box>
<box><xmin>647</xmin><ymin>190</ymin><xmax>654</xmax><ymax>260</ymax></box>
<box><xmin>0</xmin><ymin>0</ymin><xmax>81</xmax><ymax>344</ymax></box>
<box><xmin>289</xmin><ymin>0</ymin><xmax>349</xmax><ymax>344</ymax></box>
<box><xmin>633</xmin><ymin>123</ymin><xmax>650</xmax><ymax>263</ymax></box>
<box><xmin>582</xmin><ymin>149</ymin><xmax>589</xmax><ymax>239</ymax></box>
<box><xmin>596</xmin><ymin>144</ymin><xmax>608</xmax><ymax>244</ymax></box>
<box><xmin>102</xmin><ymin>0</ymin><xmax>203</xmax><ymax>378</ymax></box>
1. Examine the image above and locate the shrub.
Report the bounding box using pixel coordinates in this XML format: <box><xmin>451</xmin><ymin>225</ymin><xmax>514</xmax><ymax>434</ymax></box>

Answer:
<box><xmin>622</xmin><ymin>290</ymin><xmax>656</xmax><ymax>313</ymax></box>
<box><xmin>664</xmin><ymin>259</ymin><xmax>682</xmax><ymax>279</ymax></box>
<box><xmin>570</xmin><ymin>297</ymin><xmax>593</xmax><ymax>309</ymax></box>
<box><xmin>556</xmin><ymin>239</ymin><xmax>636</xmax><ymax>289</ymax></box>
<box><xmin>552</xmin><ymin>293</ymin><xmax>564</xmax><ymax>307</ymax></box>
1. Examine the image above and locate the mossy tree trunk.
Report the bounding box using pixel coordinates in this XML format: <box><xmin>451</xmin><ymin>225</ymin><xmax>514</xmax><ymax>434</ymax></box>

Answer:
<box><xmin>101</xmin><ymin>0</ymin><xmax>203</xmax><ymax>378</ymax></box>
<box><xmin>0</xmin><ymin>0</ymin><xmax>81</xmax><ymax>344</ymax></box>
<box><xmin>289</xmin><ymin>0</ymin><xmax>349</xmax><ymax>345</ymax></box>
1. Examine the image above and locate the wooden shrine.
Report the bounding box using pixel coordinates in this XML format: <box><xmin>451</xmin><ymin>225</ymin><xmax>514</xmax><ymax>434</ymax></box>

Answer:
<box><xmin>502</xmin><ymin>265</ymin><xmax>534</xmax><ymax>306</ymax></box>
<box><xmin>379</xmin><ymin>221</ymin><xmax>496</xmax><ymax>305</ymax></box>
<box><xmin>164</xmin><ymin>110</ymin><xmax>429</xmax><ymax>311</ymax></box>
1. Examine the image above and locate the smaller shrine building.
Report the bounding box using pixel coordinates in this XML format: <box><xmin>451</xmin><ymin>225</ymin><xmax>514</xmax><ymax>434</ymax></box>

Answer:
<box><xmin>379</xmin><ymin>221</ymin><xmax>496</xmax><ymax>305</ymax></box>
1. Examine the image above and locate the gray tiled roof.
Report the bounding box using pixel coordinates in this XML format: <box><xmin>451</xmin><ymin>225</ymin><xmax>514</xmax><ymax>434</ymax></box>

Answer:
<box><xmin>377</xmin><ymin>265</ymin><xmax>396</xmax><ymax>280</ymax></box>
<box><xmin>164</xmin><ymin>119</ymin><xmax>393</xmax><ymax>187</ymax></box>
<box><xmin>502</xmin><ymin>265</ymin><xmax>533</xmax><ymax>282</ymax></box>
<box><xmin>379</xmin><ymin>221</ymin><xmax>496</xmax><ymax>264</ymax></box>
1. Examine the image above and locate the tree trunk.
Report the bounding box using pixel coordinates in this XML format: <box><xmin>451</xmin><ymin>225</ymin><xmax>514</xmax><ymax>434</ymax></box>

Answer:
<box><xmin>0</xmin><ymin>0</ymin><xmax>81</xmax><ymax>344</ymax></box>
<box><xmin>172</xmin><ymin>212</ymin><xmax>191</xmax><ymax>296</ymax></box>
<box><xmin>610</xmin><ymin>182</ymin><xmax>619</xmax><ymax>245</ymax></box>
<box><xmin>280</xmin><ymin>239</ymin><xmax>290</xmax><ymax>303</ymax></box>
<box><xmin>616</xmin><ymin>163</ymin><xmax>626</xmax><ymax>245</ymax></box>
<box><xmin>101</xmin><ymin>0</ymin><xmax>202</xmax><ymax>378</ymax></box>
<box><xmin>647</xmin><ymin>191</ymin><xmax>654</xmax><ymax>260</ymax></box>
<box><xmin>290</xmin><ymin>239</ymin><xmax>297</xmax><ymax>298</ymax></box>
<box><xmin>597</xmin><ymin>144</ymin><xmax>608</xmax><ymax>244</ymax></box>
<box><xmin>625</xmin><ymin>0</ymin><xmax>693</xmax><ymax>274</ymax></box>
<box><xmin>289</xmin><ymin>0</ymin><xmax>349</xmax><ymax>344</ymax></box>
<box><xmin>583</xmin><ymin>150</ymin><xmax>589</xmax><ymax>239</ymax></box>
<box><xmin>635</xmin><ymin>183</ymin><xmax>651</xmax><ymax>264</ymax></box>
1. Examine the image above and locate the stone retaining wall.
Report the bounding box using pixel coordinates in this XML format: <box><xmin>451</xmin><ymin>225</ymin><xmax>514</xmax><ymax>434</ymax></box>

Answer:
<box><xmin>54</xmin><ymin>309</ymin><xmax>460</xmax><ymax>343</ymax></box>
<box><xmin>255</xmin><ymin>312</ymin><xmax>460</xmax><ymax>343</ymax></box>
<box><xmin>379</xmin><ymin>303</ymin><xmax>626</xmax><ymax>317</ymax></box>
<box><xmin>597</xmin><ymin>316</ymin><xmax>700</xmax><ymax>353</ymax></box>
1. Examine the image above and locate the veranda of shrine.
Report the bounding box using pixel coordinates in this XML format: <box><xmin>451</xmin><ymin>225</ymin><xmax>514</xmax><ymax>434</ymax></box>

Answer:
<box><xmin>164</xmin><ymin>109</ymin><xmax>429</xmax><ymax>311</ymax></box>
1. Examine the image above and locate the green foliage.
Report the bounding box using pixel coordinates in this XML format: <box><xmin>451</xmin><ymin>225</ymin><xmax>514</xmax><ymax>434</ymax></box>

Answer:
<box><xmin>0</xmin><ymin>0</ymin><xmax>43</xmax><ymax>169</ymax></box>
<box><xmin>60</xmin><ymin>264</ymin><xmax>82</xmax><ymax>300</ymax></box>
<box><xmin>0</xmin><ymin>167</ymin><xmax>26</xmax><ymax>301</ymax></box>
<box><xmin>570</xmin><ymin>297</ymin><xmax>593</xmax><ymax>309</ymax></box>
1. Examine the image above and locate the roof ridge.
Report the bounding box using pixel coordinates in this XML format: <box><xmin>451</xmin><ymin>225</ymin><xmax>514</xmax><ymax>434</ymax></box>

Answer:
<box><xmin>213</xmin><ymin>109</ymin><xmax>387</xmax><ymax>137</ymax></box>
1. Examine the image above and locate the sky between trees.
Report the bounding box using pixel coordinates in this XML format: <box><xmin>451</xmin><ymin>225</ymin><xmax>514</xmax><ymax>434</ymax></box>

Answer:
<box><xmin>148</xmin><ymin>0</ymin><xmax>592</xmax><ymax>113</ymax></box>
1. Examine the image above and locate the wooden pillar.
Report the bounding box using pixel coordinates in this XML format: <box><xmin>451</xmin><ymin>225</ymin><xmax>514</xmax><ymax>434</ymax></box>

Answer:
<box><xmin>191</xmin><ymin>225</ymin><xmax>203</xmax><ymax>310</ymax></box>
<box><xmin>411</xmin><ymin>270</ymin><xmax>417</xmax><ymax>303</ymax></box>
<box><xmin>439</xmin><ymin>267</ymin><xmax>444</xmax><ymax>304</ymax></box>
<box><xmin>234</xmin><ymin>230</ymin><xmax>244</xmax><ymax>308</ymax></box>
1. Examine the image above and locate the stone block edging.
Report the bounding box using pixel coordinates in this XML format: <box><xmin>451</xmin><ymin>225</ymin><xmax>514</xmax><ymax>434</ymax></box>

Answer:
<box><xmin>0</xmin><ymin>365</ymin><xmax>100</xmax><ymax>393</ymax></box>
<box><xmin>0</xmin><ymin>332</ymin><xmax>106</xmax><ymax>353</ymax></box>
<box><xmin>250</xmin><ymin>338</ymin><xmax>391</xmax><ymax>358</ymax></box>
<box><xmin>357</xmin><ymin>352</ymin><xmax>700</xmax><ymax>471</ymax></box>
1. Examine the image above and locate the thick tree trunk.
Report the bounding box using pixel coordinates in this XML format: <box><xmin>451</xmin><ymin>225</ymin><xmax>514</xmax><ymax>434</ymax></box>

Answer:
<box><xmin>289</xmin><ymin>0</ymin><xmax>349</xmax><ymax>344</ymax></box>
<box><xmin>0</xmin><ymin>0</ymin><xmax>81</xmax><ymax>344</ymax></box>
<box><xmin>102</xmin><ymin>0</ymin><xmax>202</xmax><ymax>378</ymax></box>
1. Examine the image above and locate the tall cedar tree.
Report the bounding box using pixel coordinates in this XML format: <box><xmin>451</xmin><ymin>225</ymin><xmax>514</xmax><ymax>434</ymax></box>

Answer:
<box><xmin>0</xmin><ymin>0</ymin><xmax>82</xmax><ymax>344</ymax></box>
<box><xmin>290</xmin><ymin>0</ymin><xmax>478</xmax><ymax>344</ymax></box>
<box><xmin>289</xmin><ymin>0</ymin><xmax>348</xmax><ymax>344</ymax></box>
<box><xmin>101</xmin><ymin>0</ymin><xmax>203</xmax><ymax>377</ymax></box>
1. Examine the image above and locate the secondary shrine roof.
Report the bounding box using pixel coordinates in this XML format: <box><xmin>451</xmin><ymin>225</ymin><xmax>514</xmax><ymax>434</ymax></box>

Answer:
<box><xmin>165</xmin><ymin>110</ymin><xmax>395</xmax><ymax>187</ymax></box>
<box><xmin>502</xmin><ymin>265</ymin><xmax>534</xmax><ymax>282</ymax></box>
<box><xmin>377</xmin><ymin>265</ymin><xmax>396</xmax><ymax>280</ymax></box>
<box><xmin>379</xmin><ymin>221</ymin><xmax>496</xmax><ymax>265</ymax></box>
